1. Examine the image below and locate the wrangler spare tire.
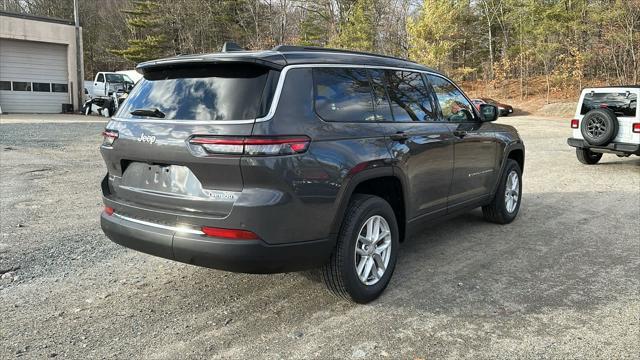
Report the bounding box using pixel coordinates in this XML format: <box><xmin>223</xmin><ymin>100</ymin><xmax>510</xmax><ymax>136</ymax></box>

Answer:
<box><xmin>580</xmin><ymin>108</ymin><xmax>618</xmax><ymax>146</ymax></box>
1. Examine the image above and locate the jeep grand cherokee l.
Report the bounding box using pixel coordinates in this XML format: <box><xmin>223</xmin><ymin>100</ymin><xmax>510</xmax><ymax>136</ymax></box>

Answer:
<box><xmin>100</xmin><ymin>46</ymin><xmax>525</xmax><ymax>303</ymax></box>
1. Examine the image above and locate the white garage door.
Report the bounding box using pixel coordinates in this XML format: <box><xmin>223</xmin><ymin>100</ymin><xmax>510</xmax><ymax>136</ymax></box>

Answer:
<box><xmin>0</xmin><ymin>39</ymin><xmax>70</xmax><ymax>113</ymax></box>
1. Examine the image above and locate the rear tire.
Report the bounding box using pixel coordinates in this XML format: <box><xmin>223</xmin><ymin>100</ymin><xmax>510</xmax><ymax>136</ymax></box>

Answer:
<box><xmin>483</xmin><ymin>159</ymin><xmax>522</xmax><ymax>224</ymax></box>
<box><xmin>321</xmin><ymin>194</ymin><xmax>399</xmax><ymax>303</ymax></box>
<box><xmin>576</xmin><ymin>148</ymin><xmax>602</xmax><ymax>164</ymax></box>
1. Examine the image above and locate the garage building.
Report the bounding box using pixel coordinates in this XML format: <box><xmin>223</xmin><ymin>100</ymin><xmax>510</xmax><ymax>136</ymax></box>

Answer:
<box><xmin>0</xmin><ymin>11</ymin><xmax>83</xmax><ymax>113</ymax></box>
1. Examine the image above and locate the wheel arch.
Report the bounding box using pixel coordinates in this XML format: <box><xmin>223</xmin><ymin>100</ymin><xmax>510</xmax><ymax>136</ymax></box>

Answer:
<box><xmin>490</xmin><ymin>142</ymin><xmax>525</xmax><ymax>197</ymax></box>
<box><xmin>507</xmin><ymin>147</ymin><xmax>525</xmax><ymax>173</ymax></box>
<box><xmin>330</xmin><ymin>167</ymin><xmax>407</xmax><ymax>242</ymax></box>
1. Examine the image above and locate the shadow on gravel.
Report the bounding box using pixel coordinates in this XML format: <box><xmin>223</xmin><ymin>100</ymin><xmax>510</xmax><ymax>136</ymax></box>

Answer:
<box><xmin>593</xmin><ymin>157</ymin><xmax>640</xmax><ymax>166</ymax></box>
<box><xmin>118</xmin><ymin>189</ymin><xmax>640</xmax><ymax>324</ymax></box>
<box><xmin>384</xmin><ymin>190</ymin><xmax>639</xmax><ymax>315</ymax></box>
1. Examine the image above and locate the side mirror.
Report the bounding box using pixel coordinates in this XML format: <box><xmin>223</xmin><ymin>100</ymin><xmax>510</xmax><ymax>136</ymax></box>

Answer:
<box><xmin>479</xmin><ymin>104</ymin><xmax>498</xmax><ymax>122</ymax></box>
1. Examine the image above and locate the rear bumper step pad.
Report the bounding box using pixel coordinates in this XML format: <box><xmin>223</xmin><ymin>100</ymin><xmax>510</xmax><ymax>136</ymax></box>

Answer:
<box><xmin>567</xmin><ymin>138</ymin><xmax>640</xmax><ymax>155</ymax></box>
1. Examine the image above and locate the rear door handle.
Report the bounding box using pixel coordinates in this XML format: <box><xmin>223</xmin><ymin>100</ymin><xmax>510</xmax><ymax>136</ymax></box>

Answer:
<box><xmin>453</xmin><ymin>130</ymin><xmax>467</xmax><ymax>138</ymax></box>
<box><xmin>390</xmin><ymin>132</ymin><xmax>409</xmax><ymax>142</ymax></box>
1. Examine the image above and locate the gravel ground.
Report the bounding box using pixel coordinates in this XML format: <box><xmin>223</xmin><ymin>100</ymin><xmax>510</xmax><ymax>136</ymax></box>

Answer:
<box><xmin>1</xmin><ymin>115</ymin><xmax>638</xmax><ymax>359</ymax></box>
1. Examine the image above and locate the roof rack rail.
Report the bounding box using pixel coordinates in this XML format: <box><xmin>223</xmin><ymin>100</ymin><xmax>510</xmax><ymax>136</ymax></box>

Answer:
<box><xmin>272</xmin><ymin>45</ymin><xmax>417</xmax><ymax>64</ymax></box>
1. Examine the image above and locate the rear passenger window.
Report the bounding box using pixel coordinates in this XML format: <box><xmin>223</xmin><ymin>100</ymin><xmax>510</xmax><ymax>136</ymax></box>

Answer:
<box><xmin>386</xmin><ymin>71</ymin><xmax>436</xmax><ymax>122</ymax></box>
<box><xmin>368</xmin><ymin>69</ymin><xmax>394</xmax><ymax>122</ymax></box>
<box><xmin>428</xmin><ymin>75</ymin><xmax>475</xmax><ymax>122</ymax></box>
<box><xmin>313</xmin><ymin>68</ymin><xmax>375</xmax><ymax>122</ymax></box>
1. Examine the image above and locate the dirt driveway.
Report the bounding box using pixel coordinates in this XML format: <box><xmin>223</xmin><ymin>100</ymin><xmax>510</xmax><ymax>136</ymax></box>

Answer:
<box><xmin>1</xmin><ymin>115</ymin><xmax>638</xmax><ymax>359</ymax></box>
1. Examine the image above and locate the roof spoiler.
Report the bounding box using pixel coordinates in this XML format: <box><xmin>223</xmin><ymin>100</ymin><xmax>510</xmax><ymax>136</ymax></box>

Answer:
<box><xmin>221</xmin><ymin>42</ymin><xmax>245</xmax><ymax>52</ymax></box>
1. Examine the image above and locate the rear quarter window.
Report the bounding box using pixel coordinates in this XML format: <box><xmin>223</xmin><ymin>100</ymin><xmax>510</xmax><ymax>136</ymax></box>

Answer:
<box><xmin>581</xmin><ymin>92</ymin><xmax>637</xmax><ymax>117</ymax></box>
<box><xmin>117</xmin><ymin>64</ymin><xmax>278</xmax><ymax>121</ymax></box>
<box><xmin>313</xmin><ymin>68</ymin><xmax>376</xmax><ymax>122</ymax></box>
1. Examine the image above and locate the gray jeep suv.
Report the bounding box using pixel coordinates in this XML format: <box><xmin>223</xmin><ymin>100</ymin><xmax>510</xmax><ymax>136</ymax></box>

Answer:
<box><xmin>100</xmin><ymin>46</ymin><xmax>525</xmax><ymax>303</ymax></box>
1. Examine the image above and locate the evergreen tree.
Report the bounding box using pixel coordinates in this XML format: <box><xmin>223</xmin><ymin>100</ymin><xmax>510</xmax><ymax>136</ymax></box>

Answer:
<box><xmin>110</xmin><ymin>0</ymin><xmax>169</xmax><ymax>63</ymax></box>
<box><xmin>329</xmin><ymin>0</ymin><xmax>376</xmax><ymax>52</ymax></box>
<box><xmin>407</xmin><ymin>0</ymin><xmax>461</xmax><ymax>72</ymax></box>
<box><xmin>298</xmin><ymin>9</ymin><xmax>331</xmax><ymax>46</ymax></box>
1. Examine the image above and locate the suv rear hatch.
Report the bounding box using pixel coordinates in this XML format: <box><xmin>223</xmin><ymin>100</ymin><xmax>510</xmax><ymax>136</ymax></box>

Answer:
<box><xmin>576</xmin><ymin>88</ymin><xmax>639</xmax><ymax>143</ymax></box>
<box><xmin>101</xmin><ymin>60</ymin><xmax>281</xmax><ymax>219</ymax></box>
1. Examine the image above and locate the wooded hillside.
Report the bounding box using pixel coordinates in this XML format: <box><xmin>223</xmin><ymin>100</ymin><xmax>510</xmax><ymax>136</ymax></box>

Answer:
<box><xmin>4</xmin><ymin>0</ymin><xmax>639</xmax><ymax>101</ymax></box>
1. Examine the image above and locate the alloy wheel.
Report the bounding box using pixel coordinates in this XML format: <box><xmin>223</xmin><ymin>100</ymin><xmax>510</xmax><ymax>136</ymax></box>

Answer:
<box><xmin>504</xmin><ymin>170</ymin><xmax>520</xmax><ymax>213</ymax></box>
<box><xmin>354</xmin><ymin>215</ymin><xmax>392</xmax><ymax>285</ymax></box>
<box><xmin>586</xmin><ymin>115</ymin><xmax>607</xmax><ymax>138</ymax></box>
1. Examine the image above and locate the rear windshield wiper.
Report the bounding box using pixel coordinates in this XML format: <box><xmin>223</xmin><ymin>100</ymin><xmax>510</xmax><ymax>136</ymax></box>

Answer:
<box><xmin>130</xmin><ymin>108</ymin><xmax>165</xmax><ymax>118</ymax></box>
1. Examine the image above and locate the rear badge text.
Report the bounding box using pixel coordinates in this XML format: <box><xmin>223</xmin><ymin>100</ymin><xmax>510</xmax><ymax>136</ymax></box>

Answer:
<box><xmin>137</xmin><ymin>133</ymin><xmax>157</xmax><ymax>144</ymax></box>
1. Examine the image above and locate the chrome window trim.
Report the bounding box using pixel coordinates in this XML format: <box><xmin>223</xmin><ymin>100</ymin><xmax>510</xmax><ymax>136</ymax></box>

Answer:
<box><xmin>110</xmin><ymin>63</ymin><xmax>459</xmax><ymax>125</ymax></box>
<box><xmin>113</xmin><ymin>212</ymin><xmax>204</xmax><ymax>235</ymax></box>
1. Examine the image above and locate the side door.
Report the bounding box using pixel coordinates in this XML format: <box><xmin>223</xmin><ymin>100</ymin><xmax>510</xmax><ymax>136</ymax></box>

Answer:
<box><xmin>93</xmin><ymin>73</ymin><xmax>106</xmax><ymax>97</ymax></box>
<box><xmin>368</xmin><ymin>69</ymin><xmax>454</xmax><ymax>219</ymax></box>
<box><xmin>426</xmin><ymin>74</ymin><xmax>499</xmax><ymax>209</ymax></box>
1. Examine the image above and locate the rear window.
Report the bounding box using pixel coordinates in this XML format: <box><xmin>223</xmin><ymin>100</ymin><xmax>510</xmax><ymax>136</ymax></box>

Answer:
<box><xmin>117</xmin><ymin>64</ymin><xmax>278</xmax><ymax>121</ymax></box>
<box><xmin>581</xmin><ymin>92</ymin><xmax>637</xmax><ymax>117</ymax></box>
<box><xmin>105</xmin><ymin>74</ymin><xmax>133</xmax><ymax>83</ymax></box>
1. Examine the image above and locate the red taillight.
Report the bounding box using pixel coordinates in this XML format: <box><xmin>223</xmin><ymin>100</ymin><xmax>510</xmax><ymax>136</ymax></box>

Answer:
<box><xmin>190</xmin><ymin>137</ymin><xmax>245</xmax><ymax>155</ymax></box>
<box><xmin>104</xmin><ymin>206</ymin><xmax>114</xmax><ymax>216</ymax></box>
<box><xmin>201</xmin><ymin>226</ymin><xmax>258</xmax><ymax>240</ymax></box>
<box><xmin>102</xmin><ymin>130</ymin><xmax>119</xmax><ymax>146</ymax></box>
<box><xmin>571</xmin><ymin>119</ymin><xmax>579</xmax><ymax>128</ymax></box>
<box><xmin>633</xmin><ymin>123</ymin><xmax>640</xmax><ymax>133</ymax></box>
<box><xmin>189</xmin><ymin>136</ymin><xmax>310</xmax><ymax>156</ymax></box>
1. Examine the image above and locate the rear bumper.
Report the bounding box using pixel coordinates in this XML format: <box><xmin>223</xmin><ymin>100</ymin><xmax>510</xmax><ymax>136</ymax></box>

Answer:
<box><xmin>567</xmin><ymin>138</ymin><xmax>640</xmax><ymax>155</ymax></box>
<box><xmin>101</xmin><ymin>212</ymin><xmax>334</xmax><ymax>274</ymax></box>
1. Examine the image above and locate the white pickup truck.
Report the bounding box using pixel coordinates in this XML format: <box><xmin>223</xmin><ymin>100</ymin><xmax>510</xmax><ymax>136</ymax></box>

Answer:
<box><xmin>83</xmin><ymin>71</ymin><xmax>141</xmax><ymax>116</ymax></box>
<box><xmin>84</xmin><ymin>72</ymin><xmax>137</xmax><ymax>99</ymax></box>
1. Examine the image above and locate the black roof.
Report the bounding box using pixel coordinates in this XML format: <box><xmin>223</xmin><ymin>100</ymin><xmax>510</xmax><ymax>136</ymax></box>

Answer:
<box><xmin>137</xmin><ymin>45</ymin><xmax>438</xmax><ymax>74</ymax></box>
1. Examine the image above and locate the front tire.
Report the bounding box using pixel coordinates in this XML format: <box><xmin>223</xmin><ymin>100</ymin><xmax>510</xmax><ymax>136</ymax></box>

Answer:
<box><xmin>576</xmin><ymin>148</ymin><xmax>602</xmax><ymax>165</ymax></box>
<box><xmin>321</xmin><ymin>194</ymin><xmax>399</xmax><ymax>303</ymax></box>
<box><xmin>483</xmin><ymin>159</ymin><xmax>522</xmax><ymax>224</ymax></box>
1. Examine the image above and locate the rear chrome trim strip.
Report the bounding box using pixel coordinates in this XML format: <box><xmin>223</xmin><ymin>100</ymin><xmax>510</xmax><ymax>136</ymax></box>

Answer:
<box><xmin>113</xmin><ymin>213</ymin><xmax>204</xmax><ymax>235</ymax></box>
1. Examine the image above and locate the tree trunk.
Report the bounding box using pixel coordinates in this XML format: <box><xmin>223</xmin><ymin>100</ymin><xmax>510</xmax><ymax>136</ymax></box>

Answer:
<box><xmin>543</xmin><ymin>59</ymin><xmax>550</xmax><ymax>104</ymax></box>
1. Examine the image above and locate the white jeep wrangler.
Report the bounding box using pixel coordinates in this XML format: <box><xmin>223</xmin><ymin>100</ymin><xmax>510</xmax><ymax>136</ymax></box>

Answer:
<box><xmin>568</xmin><ymin>86</ymin><xmax>639</xmax><ymax>164</ymax></box>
